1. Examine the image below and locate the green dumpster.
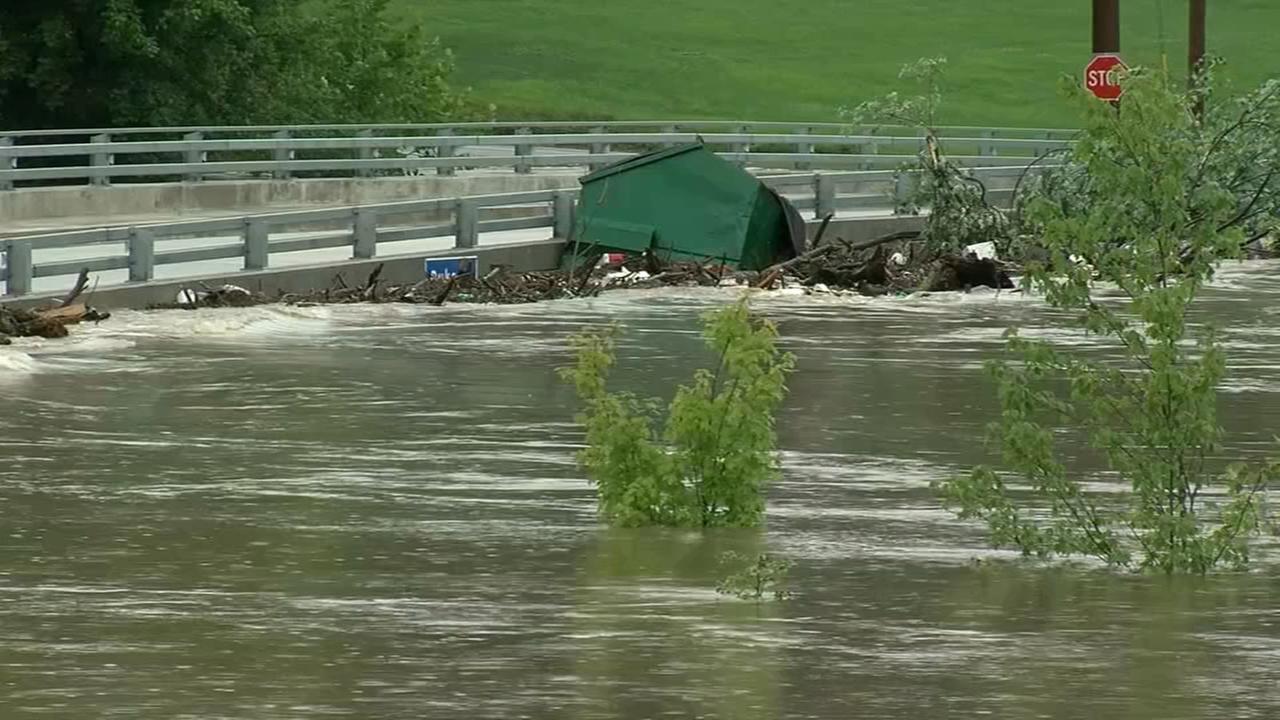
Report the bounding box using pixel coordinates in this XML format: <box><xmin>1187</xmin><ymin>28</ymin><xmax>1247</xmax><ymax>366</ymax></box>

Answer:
<box><xmin>571</xmin><ymin>143</ymin><xmax>806</xmax><ymax>270</ymax></box>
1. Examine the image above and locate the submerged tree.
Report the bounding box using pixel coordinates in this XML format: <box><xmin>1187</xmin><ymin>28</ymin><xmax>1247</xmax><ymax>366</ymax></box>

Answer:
<box><xmin>937</xmin><ymin>69</ymin><xmax>1277</xmax><ymax>574</ymax></box>
<box><xmin>716</xmin><ymin>552</ymin><xmax>792</xmax><ymax>601</ymax></box>
<box><xmin>562</xmin><ymin>298</ymin><xmax>794</xmax><ymax>528</ymax></box>
<box><xmin>842</xmin><ymin>57</ymin><xmax>1012</xmax><ymax>256</ymax></box>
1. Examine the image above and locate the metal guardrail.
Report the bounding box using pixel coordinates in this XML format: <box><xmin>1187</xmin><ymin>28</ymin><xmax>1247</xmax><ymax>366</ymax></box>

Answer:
<box><xmin>0</xmin><ymin>164</ymin><xmax>1046</xmax><ymax>298</ymax></box>
<box><xmin>0</xmin><ymin>122</ymin><xmax>1076</xmax><ymax>189</ymax></box>
<box><xmin>0</xmin><ymin>120</ymin><xmax>1079</xmax><ymax>140</ymax></box>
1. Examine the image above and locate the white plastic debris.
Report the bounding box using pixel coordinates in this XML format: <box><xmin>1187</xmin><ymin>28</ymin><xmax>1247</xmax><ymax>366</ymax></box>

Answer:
<box><xmin>889</xmin><ymin>252</ymin><xmax>907</xmax><ymax>267</ymax></box>
<box><xmin>966</xmin><ymin>241</ymin><xmax>997</xmax><ymax>261</ymax></box>
<box><xmin>602</xmin><ymin>269</ymin><xmax>650</xmax><ymax>286</ymax></box>
<box><xmin>812</xmin><ymin>283</ymin><xmax>832</xmax><ymax>294</ymax></box>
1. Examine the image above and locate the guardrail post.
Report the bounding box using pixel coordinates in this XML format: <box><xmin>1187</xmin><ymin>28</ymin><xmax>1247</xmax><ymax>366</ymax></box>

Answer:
<box><xmin>90</xmin><ymin>133</ymin><xmax>112</xmax><ymax>186</ymax></box>
<box><xmin>662</xmin><ymin>125</ymin><xmax>678</xmax><ymax>149</ymax></box>
<box><xmin>0</xmin><ymin>136</ymin><xmax>13</xmax><ymax>191</ymax></box>
<box><xmin>796</xmin><ymin>126</ymin><xmax>814</xmax><ymax>171</ymax></box>
<box><xmin>127</xmin><ymin>228</ymin><xmax>155</xmax><ymax>282</ymax></box>
<box><xmin>553</xmin><ymin>191</ymin><xmax>575</xmax><ymax>239</ymax></box>
<box><xmin>436</xmin><ymin>128</ymin><xmax>456</xmax><ymax>177</ymax></box>
<box><xmin>589</xmin><ymin>126</ymin><xmax>611</xmax><ymax>171</ymax></box>
<box><xmin>183</xmin><ymin>131</ymin><xmax>205</xmax><ymax>182</ymax></box>
<box><xmin>514</xmin><ymin>127</ymin><xmax>533</xmax><ymax>174</ymax></box>
<box><xmin>456</xmin><ymin>199</ymin><xmax>478</xmax><ymax>248</ymax></box>
<box><xmin>893</xmin><ymin>173</ymin><xmax>913</xmax><ymax>214</ymax></box>
<box><xmin>815</xmin><ymin>174</ymin><xmax>836</xmax><ymax>219</ymax></box>
<box><xmin>980</xmin><ymin>129</ymin><xmax>996</xmax><ymax>157</ymax></box>
<box><xmin>353</xmin><ymin>208</ymin><xmax>377</xmax><ymax>259</ymax></box>
<box><xmin>244</xmin><ymin>220</ymin><xmax>269</xmax><ymax>270</ymax></box>
<box><xmin>272</xmin><ymin>130</ymin><xmax>293</xmax><ymax>180</ymax></box>
<box><xmin>356</xmin><ymin>129</ymin><xmax>374</xmax><ymax>178</ymax></box>
<box><xmin>4</xmin><ymin>241</ymin><xmax>32</xmax><ymax>296</ymax></box>
<box><xmin>731</xmin><ymin>125</ymin><xmax>749</xmax><ymax>167</ymax></box>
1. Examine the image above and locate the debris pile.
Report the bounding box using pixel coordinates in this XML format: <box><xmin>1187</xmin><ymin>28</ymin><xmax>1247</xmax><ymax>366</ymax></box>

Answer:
<box><xmin>0</xmin><ymin>270</ymin><xmax>112</xmax><ymax>343</ymax></box>
<box><xmin>0</xmin><ymin>304</ymin><xmax>112</xmax><ymax>343</ymax></box>
<box><xmin>152</xmin><ymin>233</ymin><xmax>1015</xmax><ymax>314</ymax></box>
<box><xmin>757</xmin><ymin>232</ymin><xmax>1013</xmax><ymax>296</ymax></box>
<box><xmin>157</xmin><ymin>257</ymin><xmax>750</xmax><ymax>311</ymax></box>
<box><xmin>0</xmin><ymin>233</ymin><xmax>1018</xmax><ymax>338</ymax></box>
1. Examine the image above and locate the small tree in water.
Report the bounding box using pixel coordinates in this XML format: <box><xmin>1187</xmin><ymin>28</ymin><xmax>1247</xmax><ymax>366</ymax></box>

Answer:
<box><xmin>563</xmin><ymin>298</ymin><xmax>794</xmax><ymax>528</ymax></box>
<box><xmin>842</xmin><ymin>57</ymin><xmax>1012</xmax><ymax>256</ymax></box>
<box><xmin>716</xmin><ymin>552</ymin><xmax>793</xmax><ymax>601</ymax></box>
<box><xmin>937</xmin><ymin>70</ymin><xmax>1277</xmax><ymax>574</ymax></box>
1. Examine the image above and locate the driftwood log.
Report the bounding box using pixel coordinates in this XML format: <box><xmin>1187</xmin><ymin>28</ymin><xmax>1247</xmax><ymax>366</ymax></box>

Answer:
<box><xmin>0</xmin><ymin>268</ymin><xmax>112</xmax><ymax>341</ymax></box>
<box><xmin>0</xmin><ymin>303</ymin><xmax>110</xmax><ymax>340</ymax></box>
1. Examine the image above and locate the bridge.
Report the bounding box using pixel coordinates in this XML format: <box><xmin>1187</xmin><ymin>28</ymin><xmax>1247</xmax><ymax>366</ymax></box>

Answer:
<box><xmin>0</xmin><ymin>122</ymin><xmax>1071</xmax><ymax>305</ymax></box>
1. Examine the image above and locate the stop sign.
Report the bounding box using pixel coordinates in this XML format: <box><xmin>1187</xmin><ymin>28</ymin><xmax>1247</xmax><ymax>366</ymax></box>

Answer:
<box><xmin>1084</xmin><ymin>54</ymin><xmax>1128</xmax><ymax>101</ymax></box>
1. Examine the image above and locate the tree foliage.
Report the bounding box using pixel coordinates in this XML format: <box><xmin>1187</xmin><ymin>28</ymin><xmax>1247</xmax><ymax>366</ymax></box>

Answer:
<box><xmin>937</xmin><ymin>69</ymin><xmax>1277</xmax><ymax>574</ymax></box>
<box><xmin>1019</xmin><ymin>60</ymin><xmax>1280</xmax><ymax>254</ymax></box>
<box><xmin>841</xmin><ymin>56</ymin><xmax>947</xmax><ymax>134</ymax></box>
<box><xmin>0</xmin><ymin>0</ymin><xmax>476</xmax><ymax>129</ymax></box>
<box><xmin>562</xmin><ymin>298</ymin><xmax>794</xmax><ymax>528</ymax></box>
<box><xmin>842</xmin><ymin>57</ymin><xmax>1012</xmax><ymax>256</ymax></box>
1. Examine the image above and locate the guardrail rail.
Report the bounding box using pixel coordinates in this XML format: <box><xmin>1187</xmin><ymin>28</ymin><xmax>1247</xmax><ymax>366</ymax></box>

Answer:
<box><xmin>0</xmin><ymin>121</ymin><xmax>1076</xmax><ymax>190</ymax></box>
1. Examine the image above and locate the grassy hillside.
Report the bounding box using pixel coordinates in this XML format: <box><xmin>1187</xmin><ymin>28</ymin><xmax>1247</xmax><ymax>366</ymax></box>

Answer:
<box><xmin>394</xmin><ymin>0</ymin><xmax>1279</xmax><ymax>127</ymax></box>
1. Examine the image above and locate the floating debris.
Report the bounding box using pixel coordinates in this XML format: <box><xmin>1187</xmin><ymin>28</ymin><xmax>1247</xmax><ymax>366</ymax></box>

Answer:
<box><xmin>150</xmin><ymin>232</ymin><xmax>1015</xmax><ymax>313</ymax></box>
<box><xmin>0</xmin><ymin>303</ymin><xmax>111</xmax><ymax>341</ymax></box>
<box><xmin>153</xmin><ymin>256</ymin><xmax>754</xmax><ymax>311</ymax></box>
<box><xmin>0</xmin><ymin>269</ymin><xmax>112</xmax><ymax>341</ymax></box>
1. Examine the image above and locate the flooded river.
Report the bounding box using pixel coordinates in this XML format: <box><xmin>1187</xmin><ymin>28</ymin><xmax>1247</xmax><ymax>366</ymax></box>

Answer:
<box><xmin>2</xmin><ymin>262</ymin><xmax>1280</xmax><ymax>718</ymax></box>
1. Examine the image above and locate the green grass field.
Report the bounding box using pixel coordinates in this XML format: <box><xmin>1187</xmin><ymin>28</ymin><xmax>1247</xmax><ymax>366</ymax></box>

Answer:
<box><xmin>393</xmin><ymin>0</ymin><xmax>1279</xmax><ymax>127</ymax></box>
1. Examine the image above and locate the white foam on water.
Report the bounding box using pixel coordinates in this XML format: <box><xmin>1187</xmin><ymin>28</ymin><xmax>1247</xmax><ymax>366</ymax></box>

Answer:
<box><xmin>0</xmin><ymin>329</ymin><xmax>145</xmax><ymax>386</ymax></box>
<box><xmin>0</xmin><ymin>348</ymin><xmax>41</xmax><ymax>377</ymax></box>
<box><xmin>19</xmin><ymin>334</ymin><xmax>136</xmax><ymax>357</ymax></box>
<box><xmin>98</xmin><ymin>304</ymin><xmax>339</xmax><ymax>342</ymax></box>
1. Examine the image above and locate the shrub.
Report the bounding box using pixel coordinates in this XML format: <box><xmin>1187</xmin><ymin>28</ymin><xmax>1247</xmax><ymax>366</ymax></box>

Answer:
<box><xmin>562</xmin><ymin>298</ymin><xmax>794</xmax><ymax>528</ymax></box>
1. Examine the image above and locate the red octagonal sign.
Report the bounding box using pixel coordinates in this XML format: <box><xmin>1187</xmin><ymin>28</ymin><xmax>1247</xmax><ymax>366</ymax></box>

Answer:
<box><xmin>1085</xmin><ymin>54</ymin><xmax>1128</xmax><ymax>102</ymax></box>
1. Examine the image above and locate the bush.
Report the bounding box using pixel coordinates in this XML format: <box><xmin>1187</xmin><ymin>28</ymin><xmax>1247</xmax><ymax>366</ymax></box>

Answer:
<box><xmin>936</xmin><ymin>69</ymin><xmax>1277</xmax><ymax>574</ymax></box>
<box><xmin>562</xmin><ymin>298</ymin><xmax>794</xmax><ymax>528</ymax></box>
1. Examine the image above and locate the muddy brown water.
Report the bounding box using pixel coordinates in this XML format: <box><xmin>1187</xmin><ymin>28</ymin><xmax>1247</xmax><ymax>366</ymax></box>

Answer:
<box><xmin>2</xmin><ymin>262</ymin><xmax>1280</xmax><ymax>718</ymax></box>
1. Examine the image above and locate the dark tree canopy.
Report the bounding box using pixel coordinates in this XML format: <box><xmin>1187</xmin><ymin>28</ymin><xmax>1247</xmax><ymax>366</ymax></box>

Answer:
<box><xmin>0</xmin><ymin>0</ymin><xmax>474</xmax><ymax>129</ymax></box>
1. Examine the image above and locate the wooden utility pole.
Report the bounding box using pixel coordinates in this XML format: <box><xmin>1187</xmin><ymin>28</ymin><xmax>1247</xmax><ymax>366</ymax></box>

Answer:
<box><xmin>1189</xmin><ymin>0</ymin><xmax>1207</xmax><ymax>119</ymax></box>
<box><xmin>1092</xmin><ymin>0</ymin><xmax>1121</xmax><ymax>54</ymax></box>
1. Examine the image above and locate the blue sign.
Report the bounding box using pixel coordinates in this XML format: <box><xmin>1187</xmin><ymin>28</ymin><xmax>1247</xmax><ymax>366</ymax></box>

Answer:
<box><xmin>425</xmin><ymin>256</ymin><xmax>479</xmax><ymax>279</ymax></box>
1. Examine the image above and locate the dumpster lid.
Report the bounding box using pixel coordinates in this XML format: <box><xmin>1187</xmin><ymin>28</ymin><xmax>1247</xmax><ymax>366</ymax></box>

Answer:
<box><xmin>579</xmin><ymin>143</ymin><xmax>705</xmax><ymax>184</ymax></box>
